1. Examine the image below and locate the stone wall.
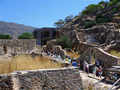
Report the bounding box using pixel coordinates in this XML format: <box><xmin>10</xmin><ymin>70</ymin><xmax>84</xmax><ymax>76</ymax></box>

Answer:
<box><xmin>0</xmin><ymin>67</ymin><xmax>83</xmax><ymax>90</ymax></box>
<box><xmin>0</xmin><ymin>39</ymin><xmax>36</xmax><ymax>55</ymax></box>
<box><xmin>77</xmin><ymin>42</ymin><xmax>120</xmax><ymax>69</ymax></box>
<box><xmin>0</xmin><ymin>75</ymin><xmax>13</xmax><ymax>90</ymax></box>
<box><xmin>0</xmin><ymin>67</ymin><xmax>119</xmax><ymax>90</ymax></box>
<box><xmin>93</xmin><ymin>48</ymin><xmax>119</xmax><ymax>68</ymax></box>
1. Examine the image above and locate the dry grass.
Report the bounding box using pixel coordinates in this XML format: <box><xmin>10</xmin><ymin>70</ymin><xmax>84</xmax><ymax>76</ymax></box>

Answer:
<box><xmin>66</xmin><ymin>51</ymin><xmax>80</xmax><ymax>59</ymax></box>
<box><xmin>0</xmin><ymin>55</ymin><xmax>62</xmax><ymax>74</ymax></box>
<box><xmin>109</xmin><ymin>50</ymin><xmax>120</xmax><ymax>57</ymax></box>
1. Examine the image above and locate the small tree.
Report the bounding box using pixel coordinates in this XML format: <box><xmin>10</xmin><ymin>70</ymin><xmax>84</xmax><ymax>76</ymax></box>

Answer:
<box><xmin>64</xmin><ymin>15</ymin><xmax>73</xmax><ymax>23</ymax></box>
<box><xmin>18</xmin><ymin>32</ymin><xmax>34</xmax><ymax>39</ymax></box>
<box><xmin>56</xmin><ymin>35</ymin><xmax>72</xmax><ymax>49</ymax></box>
<box><xmin>54</xmin><ymin>19</ymin><xmax>65</xmax><ymax>29</ymax></box>
<box><xmin>0</xmin><ymin>34</ymin><xmax>12</xmax><ymax>39</ymax></box>
<box><xmin>84</xmin><ymin>20</ymin><xmax>96</xmax><ymax>28</ymax></box>
<box><xmin>82</xmin><ymin>4</ymin><xmax>103</xmax><ymax>15</ymax></box>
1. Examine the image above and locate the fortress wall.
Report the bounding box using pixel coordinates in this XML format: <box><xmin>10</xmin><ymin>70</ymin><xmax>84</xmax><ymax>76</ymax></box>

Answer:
<box><xmin>0</xmin><ymin>67</ymin><xmax>83</xmax><ymax>90</ymax></box>
<box><xmin>0</xmin><ymin>39</ymin><xmax>36</xmax><ymax>54</ymax></box>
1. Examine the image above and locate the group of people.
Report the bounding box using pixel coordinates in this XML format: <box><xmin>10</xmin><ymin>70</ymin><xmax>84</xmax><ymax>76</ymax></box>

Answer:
<box><xmin>42</xmin><ymin>46</ymin><xmax>103</xmax><ymax>78</ymax></box>
<box><xmin>83</xmin><ymin>60</ymin><xmax>103</xmax><ymax>78</ymax></box>
<box><xmin>93</xmin><ymin>65</ymin><xmax>103</xmax><ymax>78</ymax></box>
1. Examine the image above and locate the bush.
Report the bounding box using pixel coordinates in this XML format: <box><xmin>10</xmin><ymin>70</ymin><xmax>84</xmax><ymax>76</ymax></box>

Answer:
<box><xmin>108</xmin><ymin>0</ymin><xmax>119</xmax><ymax>6</ymax></box>
<box><xmin>0</xmin><ymin>34</ymin><xmax>12</xmax><ymax>39</ymax></box>
<box><xmin>82</xmin><ymin>4</ymin><xmax>103</xmax><ymax>15</ymax></box>
<box><xmin>18</xmin><ymin>32</ymin><xmax>34</xmax><ymax>39</ymax></box>
<box><xmin>112</xmin><ymin>8</ymin><xmax>118</xmax><ymax>12</ymax></box>
<box><xmin>84</xmin><ymin>20</ymin><xmax>96</xmax><ymax>28</ymax></box>
<box><xmin>96</xmin><ymin>15</ymin><xmax>112</xmax><ymax>23</ymax></box>
<box><xmin>56</xmin><ymin>35</ymin><xmax>72</xmax><ymax>49</ymax></box>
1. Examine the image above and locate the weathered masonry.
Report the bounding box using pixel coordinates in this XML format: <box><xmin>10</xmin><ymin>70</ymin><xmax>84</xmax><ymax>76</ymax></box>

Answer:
<box><xmin>76</xmin><ymin>42</ymin><xmax>120</xmax><ymax>69</ymax></box>
<box><xmin>0</xmin><ymin>39</ymin><xmax>36</xmax><ymax>55</ymax></box>
<box><xmin>0</xmin><ymin>67</ymin><xmax>83</xmax><ymax>90</ymax></box>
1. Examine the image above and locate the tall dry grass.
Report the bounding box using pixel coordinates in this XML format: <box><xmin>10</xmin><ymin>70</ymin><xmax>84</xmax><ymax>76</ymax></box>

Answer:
<box><xmin>0</xmin><ymin>55</ymin><xmax>62</xmax><ymax>74</ymax></box>
<box><xmin>66</xmin><ymin>51</ymin><xmax>80</xmax><ymax>59</ymax></box>
<box><xmin>109</xmin><ymin>50</ymin><xmax>120</xmax><ymax>57</ymax></box>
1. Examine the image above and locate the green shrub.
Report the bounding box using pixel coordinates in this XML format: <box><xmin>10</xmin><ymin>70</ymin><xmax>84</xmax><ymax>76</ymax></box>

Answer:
<box><xmin>112</xmin><ymin>8</ymin><xmax>118</xmax><ymax>12</ymax></box>
<box><xmin>0</xmin><ymin>34</ymin><xmax>12</xmax><ymax>39</ymax></box>
<box><xmin>18</xmin><ymin>32</ymin><xmax>34</xmax><ymax>39</ymax></box>
<box><xmin>82</xmin><ymin>4</ymin><xmax>103</xmax><ymax>15</ymax></box>
<box><xmin>108</xmin><ymin>0</ymin><xmax>119</xmax><ymax>6</ymax></box>
<box><xmin>56</xmin><ymin>35</ymin><xmax>72</xmax><ymax>49</ymax></box>
<box><xmin>96</xmin><ymin>15</ymin><xmax>112</xmax><ymax>23</ymax></box>
<box><xmin>84</xmin><ymin>20</ymin><xmax>96</xmax><ymax>28</ymax></box>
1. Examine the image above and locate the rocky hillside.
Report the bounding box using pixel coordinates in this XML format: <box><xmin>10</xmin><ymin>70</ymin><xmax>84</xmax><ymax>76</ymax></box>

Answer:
<box><xmin>58</xmin><ymin>0</ymin><xmax>120</xmax><ymax>48</ymax></box>
<box><xmin>0</xmin><ymin>21</ymin><xmax>35</xmax><ymax>38</ymax></box>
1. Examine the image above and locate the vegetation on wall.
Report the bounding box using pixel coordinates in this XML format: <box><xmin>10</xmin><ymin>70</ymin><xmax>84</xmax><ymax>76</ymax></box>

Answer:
<box><xmin>96</xmin><ymin>15</ymin><xmax>112</xmax><ymax>23</ymax></box>
<box><xmin>82</xmin><ymin>4</ymin><xmax>104</xmax><ymax>15</ymax></box>
<box><xmin>56</xmin><ymin>35</ymin><xmax>72</xmax><ymax>49</ymax></box>
<box><xmin>54</xmin><ymin>15</ymin><xmax>74</xmax><ymax>29</ymax></box>
<box><xmin>0</xmin><ymin>34</ymin><xmax>12</xmax><ymax>39</ymax></box>
<box><xmin>84</xmin><ymin>20</ymin><xmax>96</xmax><ymax>28</ymax></box>
<box><xmin>108</xmin><ymin>0</ymin><xmax>119</xmax><ymax>6</ymax></box>
<box><xmin>18</xmin><ymin>32</ymin><xmax>34</xmax><ymax>39</ymax></box>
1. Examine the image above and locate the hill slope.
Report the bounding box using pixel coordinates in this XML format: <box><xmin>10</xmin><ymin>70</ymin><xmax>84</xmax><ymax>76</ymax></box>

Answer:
<box><xmin>58</xmin><ymin>0</ymin><xmax>120</xmax><ymax>46</ymax></box>
<box><xmin>0</xmin><ymin>21</ymin><xmax>36</xmax><ymax>38</ymax></box>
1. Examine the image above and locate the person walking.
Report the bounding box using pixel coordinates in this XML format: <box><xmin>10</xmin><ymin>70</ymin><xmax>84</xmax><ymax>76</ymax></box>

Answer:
<box><xmin>93</xmin><ymin>65</ymin><xmax>98</xmax><ymax>77</ymax></box>
<box><xmin>98</xmin><ymin>66</ymin><xmax>102</xmax><ymax>78</ymax></box>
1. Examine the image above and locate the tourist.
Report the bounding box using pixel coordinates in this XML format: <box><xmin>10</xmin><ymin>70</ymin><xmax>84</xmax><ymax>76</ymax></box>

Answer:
<box><xmin>86</xmin><ymin>63</ymin><xmax>89</xmax><ymax>74</ymax></box>
<box><xmin>98</xmin><ymin>66</ymin><xmax>102</xmax><ymax>78</ymax></box>
<box><xmin>78</xmin><ymin>61</ymin><xmax>80</xmax><ymax>70</ymax></box>
<box><xmin>72</xmin><ymin>60</ymin><xmax>77</xmax><ymax>67</ymax></box>
<box><xmin>83</xmin><ymin>60</ymin><xmax>89</xmax><ymax>73</ymax></box>
<box><xmin>95</xmin><ymin>59</ymin><xmax>100</xmax><ymax>67</ymax></box>
<box><xmin>68</xmin><ymin>57</ymin><xmax>72</xmax><ymax>63</ymax></box>
<box><xmin>93</xmin><ymin>65</ymin><xmax>98</xmax><ymax>76</ymax></box>
<box><xmin>65</xmin><ymin>56</ymin><xmax>69</xmax><ymax>61</ymax></box>
<box><xmin>58</xmin><ymin>55</ymin><xmax>61</xmax><ymax>61</ymax></box>
<box><xmin>113</xmin><ymin>73</ymin><xmax>118</xmax><ymax>81</ymax></box>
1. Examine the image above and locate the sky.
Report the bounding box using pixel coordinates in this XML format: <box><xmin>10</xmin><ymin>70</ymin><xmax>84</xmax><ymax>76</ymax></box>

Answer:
<box><xmin>0</xmin><ymin>0</ymin><xmax>109</xmax><ymax>28</ymax></box>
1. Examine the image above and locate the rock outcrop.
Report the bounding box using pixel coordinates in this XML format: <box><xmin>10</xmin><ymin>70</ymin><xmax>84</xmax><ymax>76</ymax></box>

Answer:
<box><xmin>57</xmin><ymin>1</ymin><xmax>120</xmax><ymax>50</ymax></box>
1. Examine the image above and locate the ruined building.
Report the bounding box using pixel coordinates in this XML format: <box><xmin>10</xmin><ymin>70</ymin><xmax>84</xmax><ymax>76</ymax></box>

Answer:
<box><xmin>33</xmin><ymin>28</ymin><xmax>57</xmax><ymax>45</ymax></box>
<box><xmin>0</xmin><ymin>39</ymin><xmax>36</xmax><ymax>55</ymax></box>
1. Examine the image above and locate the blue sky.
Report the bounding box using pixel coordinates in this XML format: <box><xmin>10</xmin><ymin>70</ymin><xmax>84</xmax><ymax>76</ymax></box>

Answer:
<box><xmin>0</xmin><ymin>0</ymin><xmax>108</xmax><ymax>28</ymax></box>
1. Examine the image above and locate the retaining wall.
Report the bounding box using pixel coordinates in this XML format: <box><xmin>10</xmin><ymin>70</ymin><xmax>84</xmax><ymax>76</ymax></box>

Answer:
<box><xmin>0</xmin><ymin>67</ymin><xmax>83</xmax><ymax>90</ymax></box>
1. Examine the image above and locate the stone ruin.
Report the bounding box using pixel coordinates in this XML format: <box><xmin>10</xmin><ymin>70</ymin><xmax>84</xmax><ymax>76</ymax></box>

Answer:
<box><xmin>74</xmin><ymin>42</ymin><xmax>120</xmax><ymax>69</ymax></box>
<box><xmin>42</xmin><ymin>41</ymin><xmax>67</xmax><ymax>59</ymax></box>
<box><xmin>0</xmin><ymin>39</ymin><xmax>36</xmax><ymax>56</ymax></box>
<box><xmin>0</xmin><ymin>67</ymin><xmax>83</xmax><ymax>90</ymax></box>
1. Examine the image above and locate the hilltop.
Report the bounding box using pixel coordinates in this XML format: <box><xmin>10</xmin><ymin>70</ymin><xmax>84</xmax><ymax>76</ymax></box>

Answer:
<box><xmin>0</xmin><ymin>21</ymin><xmax>36</xmax><ymax>38</ymax></box>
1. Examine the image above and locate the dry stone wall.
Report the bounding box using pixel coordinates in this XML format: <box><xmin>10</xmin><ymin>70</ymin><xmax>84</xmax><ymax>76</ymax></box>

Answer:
<box><xmin>0</xmin><ymin>75</ymin><xmax>13</xmax><ymax>90</ymax></box>
<box><xmin>0</xmin><ymin>67</ymin><xmax>83</xmax><ymax>90</ymax></box>
<box><xmin>0</xmin><ymin>39</ymin><xmax>36</xmax><ymax>55</ymax></box>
